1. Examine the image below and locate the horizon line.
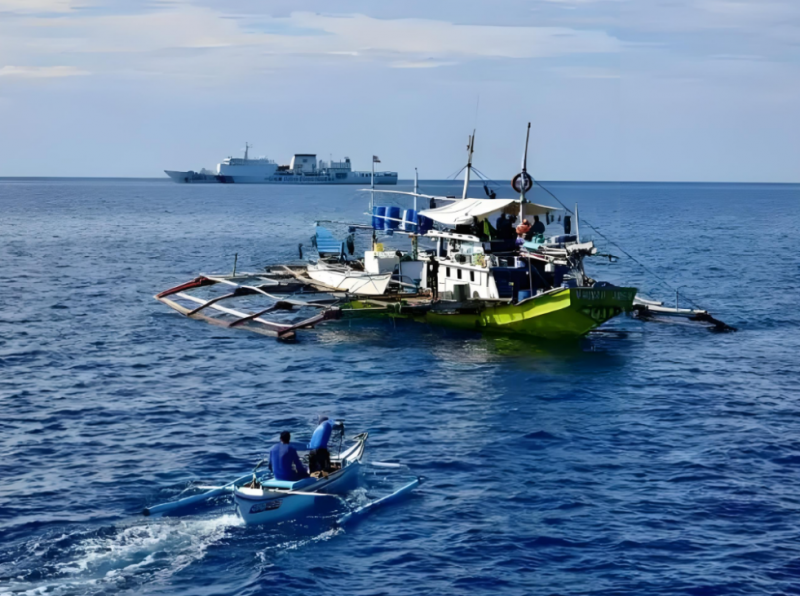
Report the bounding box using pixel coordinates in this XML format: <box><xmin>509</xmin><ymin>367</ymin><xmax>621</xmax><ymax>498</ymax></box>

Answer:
<box><xmin>1</xmin><ymin>176</ymin><xmax>799</xmax><ymax>185</ymax></box>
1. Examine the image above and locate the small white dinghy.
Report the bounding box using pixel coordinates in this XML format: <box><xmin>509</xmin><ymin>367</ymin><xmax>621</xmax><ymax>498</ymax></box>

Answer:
<box><xmin>306</xmin><ymin>262</ymin><xmax>392</xmax><ymax>296</ymax></box>
<box><xmin>233</xmin><ymin>433</ymin><xmax>367</xmax><ymax>526</ymax></box>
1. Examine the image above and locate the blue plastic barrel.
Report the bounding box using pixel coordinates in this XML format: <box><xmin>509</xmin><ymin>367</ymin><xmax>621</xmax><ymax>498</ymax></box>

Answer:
<box><xmin>517</xmin><ymin>290</ymin><xmax>532</xmax><ymax>302</ymax></box>
<box><xmin>417</xmin><ymin>215</ymin><xmax>433</xmax><ymax>235</ymax></box>
<box><xmin>372</xmin><ymin>206</ymin><xmax>386</xmax><ymax>230</ymax></box>
<box><xmin>401</xmin><ymin>209</ymin><xmax>418</xmax><ymax>233</ymax></box>
<box><xmin>385</xmin><ymin>206</ymin><xmax>401</xmax><ymax>230</ymax></box>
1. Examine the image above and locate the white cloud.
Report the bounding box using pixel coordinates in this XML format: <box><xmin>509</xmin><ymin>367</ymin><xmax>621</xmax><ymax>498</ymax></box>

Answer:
<box><xmin>0</xmin><ymin>4</ymin><xmax>623</xmax><ymax>81</ymax></box>
<box><xmin>289</xmin><ymin>12</ymin><xmax>622</xmax><ymax>59</ymax></box>
<box><xmin>0</xmin><ymin>0</ymin><xmax>88</xmax><ymax>13</ymax></box>
<box><xmin>549</xmin><ymin>65</ymin><xmax>620</xmax><ymax>79</ymax></box>
<box><xmin>391</xmin><ymin>60</ymin><xmax>456</xmax><ymax>69</ymax></box>
<box><xmin>0</xmin><ymin>65</ymin><xmax>89</xmax><ymax>77</ymax></box>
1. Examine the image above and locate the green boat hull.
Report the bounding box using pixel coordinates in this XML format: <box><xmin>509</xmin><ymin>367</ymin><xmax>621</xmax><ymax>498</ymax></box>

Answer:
<box><xmin>344</xmin><ymin>287</ymin><xmax>637</xmax><ymax>339</ymax></box>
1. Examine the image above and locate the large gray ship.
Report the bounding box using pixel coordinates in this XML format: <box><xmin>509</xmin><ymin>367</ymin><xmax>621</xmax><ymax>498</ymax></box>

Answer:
<box><xmin>165</xmin><ymin>144</ymin><xmax>397</xmax><ymax>185</ymax></box>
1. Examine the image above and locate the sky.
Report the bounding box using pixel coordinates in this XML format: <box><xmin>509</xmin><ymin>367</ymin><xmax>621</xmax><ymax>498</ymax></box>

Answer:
<box><xmin>0</xmin><ymin>0</ymin><xmax>798</xmax><ymax>181</ymax></box>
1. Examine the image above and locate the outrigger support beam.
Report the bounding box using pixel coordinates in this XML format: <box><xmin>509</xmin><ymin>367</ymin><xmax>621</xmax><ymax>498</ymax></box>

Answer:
<box><xmin>186</xmin><ymin>286</ymin><xmax>261</xmax><ymax>316</ymax></box>
<box><xmin>228</xmin><ymin>301</ymin><xmax>295</xmax><ymax>328</ymax></box>
<box><xmin>155</xmin><ymin>276</ymin><xmax>218</xmax><ymax>299</ymax></box>
<box><xmin>276</xmin><ymin>308</ymin><xmax>342</xmax><ymax>340</ymax></box>
<box><xmin>155</xmin><ymin>274</ymin><xmax>344</xmax><ymax>341</ymax></box>
<box><xmin>689</xmin><ymin>312</ymin><xmax>737</xmax><ymax>332</ymax></box>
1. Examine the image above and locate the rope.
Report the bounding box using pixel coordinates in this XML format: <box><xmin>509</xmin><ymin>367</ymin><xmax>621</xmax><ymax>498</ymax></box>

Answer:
<box><xmin>470</xmin><ymin>167</ymin><xmax>502</xmax><ymax>189</ymax></box>
<box><xmin>446</xmin><ymin>165</ymin><xmax>468</xmax><ymax>181</ymax></box>
<box><xmin>531</xmin><ymin>177</ymin><xmax>706</xmax><ymax>311</ymax></box>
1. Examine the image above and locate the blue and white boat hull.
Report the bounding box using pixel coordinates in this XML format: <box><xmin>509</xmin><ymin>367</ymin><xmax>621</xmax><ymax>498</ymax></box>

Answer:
<box><xmin>233</xmin><ymin>434</ymin><xmax>367</xmax><ymax>526</ymax></box>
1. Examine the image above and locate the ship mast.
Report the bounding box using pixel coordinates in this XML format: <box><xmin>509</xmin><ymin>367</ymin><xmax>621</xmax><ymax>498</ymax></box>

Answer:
<box><xmin>519</xmin><ymin>123</ymin><xmax>531</xmax><ymax>221</ymax></box>
<box><xmin>244</xmin><ymin>142</ymin><xmax>251</xmax><ymax>160</ymax></box>
<box><xmin>461</xmin><ymin>130</ymin><xmax>475</xmax><ymax>200</ymax></box>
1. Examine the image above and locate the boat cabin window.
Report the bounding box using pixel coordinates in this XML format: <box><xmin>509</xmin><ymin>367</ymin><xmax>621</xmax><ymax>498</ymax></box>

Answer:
<box><xmin>470</xmin><ymin>271</ymin><xmax>475</xmax><ymax>282</ymax></box>
<box><xmin>457</xmin><ymin>269</ymin><xmax>462</xmax><ymax>280</ymax></box>
<box><xmin>446</xmin><ymin>267</ymin><xmax>451</xmax><ymax>277</ymax></box>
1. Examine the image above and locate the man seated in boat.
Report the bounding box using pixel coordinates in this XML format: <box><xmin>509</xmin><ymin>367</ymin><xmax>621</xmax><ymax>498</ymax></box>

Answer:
<box><xmin>307</xmin><ymin>416</ymin><xmax>343</xmax><ymax>473</ymax></box>
<box><xmin>269</xmin><ymin>431</ymin><xmax>309</xmax><ymax>481</ymax></box>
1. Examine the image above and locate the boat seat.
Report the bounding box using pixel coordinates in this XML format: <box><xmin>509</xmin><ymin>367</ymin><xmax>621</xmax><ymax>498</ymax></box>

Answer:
<box><xmin>313</xmin><ymin>226</ymin><xmax>344</xmax><ymax>258</ymax></box>
<box><xmin>262</xmin><ymin>477</ymin><xmax>317</xmax><ymax>490</ymax></box>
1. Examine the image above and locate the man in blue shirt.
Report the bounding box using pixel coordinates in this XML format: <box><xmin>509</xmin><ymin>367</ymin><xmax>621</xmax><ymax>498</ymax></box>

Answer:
<box><xmin>269</xmin><ymin>431</ymin><xmax>309</xmax><ymax>481</ymax></box>
<box><xmin>308</xmin><ymin>416</ymin><xmax>343</xmax><ymax>473</ymax></box>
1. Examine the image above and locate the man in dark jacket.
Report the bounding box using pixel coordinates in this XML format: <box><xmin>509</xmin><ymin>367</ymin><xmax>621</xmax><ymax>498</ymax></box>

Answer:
<box><xmin>269</xmin><ymin>431</ymin><xmax>308</xmax><ymax>481</ymax></box>
<box><xmin>427</xmin><ymin>255</ymin><xmax>440</xmax><ymax>300</ymax></box>
<box><xmin>531</xmin><ymin>215</ymin><xmax>546</xmax><ymax>237</ymax></box>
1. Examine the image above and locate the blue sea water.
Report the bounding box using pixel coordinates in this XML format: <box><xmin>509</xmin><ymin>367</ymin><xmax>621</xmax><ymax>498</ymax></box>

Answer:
<box><xmin>0</xmin><ymin>178</ymin><xmax>799</xmax><ymax>595</ymax></box>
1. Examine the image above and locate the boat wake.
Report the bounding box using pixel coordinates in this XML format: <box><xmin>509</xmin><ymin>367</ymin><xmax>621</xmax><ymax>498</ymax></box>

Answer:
<box><xmin>0</xmin><ymin>514</ymin><xmax>243</xmax><ymax>596</ymax></box>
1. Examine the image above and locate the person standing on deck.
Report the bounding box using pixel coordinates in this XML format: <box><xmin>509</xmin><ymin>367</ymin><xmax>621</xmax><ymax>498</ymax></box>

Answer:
<box><xmin>269</xmin><ymin>431</ymin><xmax>308</xmax><ymax>481</ymax></box>
<box><xmin>427</xmin><ymin>255</ymin><xmax>440</xmax><ymax>301</ymax></box>
<box><xmin>531</xmin><ymin>215</ymin><xmax>546</xmax><ymax>237</ymax></box>
<box><xmin>308</xmin><ymin>416</ymin><xmax>343</xmax><ymax>473</ymax></box>
<box><xmin>496</xmin><ymin>213</ymin><xmax>510</xmax><ymax>240</ymax></box>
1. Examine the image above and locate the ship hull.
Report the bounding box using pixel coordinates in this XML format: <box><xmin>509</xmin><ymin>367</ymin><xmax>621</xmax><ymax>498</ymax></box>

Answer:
<box><xmin>165</xmin><ymin>170</ymin><xmax>220</xmax><ymax>183</ymax></box>
<box><xmin>346</xmin><ymin>287</ymin><xmax>637</xmax><ymax>339</ymax></box>
<box><xmin>165</xmin><ymin>171</ymin><xmax>398</xmax><ymax>185</ymax></box>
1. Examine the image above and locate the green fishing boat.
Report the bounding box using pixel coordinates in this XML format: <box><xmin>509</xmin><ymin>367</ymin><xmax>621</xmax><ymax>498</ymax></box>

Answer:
<box><xmin>155</xmin><ymin>124</ymin><xmax>732</xmax><ymax>341</ymax></box>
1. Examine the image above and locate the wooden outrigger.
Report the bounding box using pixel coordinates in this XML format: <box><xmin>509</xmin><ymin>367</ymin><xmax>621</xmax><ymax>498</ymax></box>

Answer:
<box><xmin>154</xmin><ymin>274</ymin><xmax>343</xmax><ymax>340</ymax></box>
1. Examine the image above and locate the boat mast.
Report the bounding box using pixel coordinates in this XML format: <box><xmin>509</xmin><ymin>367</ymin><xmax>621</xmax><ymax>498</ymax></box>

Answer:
<box><xmin>412</xmin><ymin>167</ymin><xmax>419</xmax><ymax>260</ymax></box>
<box><xmin>370</xmin><ymin>155</ymin><xmax>375</xmax><ymax>213</ymax></box>
<box><xmin>244</xmin><ymin>142</ymin><xmax>250</xmax><ymax>160</ymax></box>
<box><xmin>519</xmin><ymin>122</ymin><xmax>531</xmax><ymax>222</ymax></box>
<box><xmin>461</xmin><ymin>130</ymin><xmax>475</xmax><ymax>200</ymax></box>
<box><xmin>414</xmin><ymin>167</ymin><xmax>419</xmax><ymax>213</ymax></box>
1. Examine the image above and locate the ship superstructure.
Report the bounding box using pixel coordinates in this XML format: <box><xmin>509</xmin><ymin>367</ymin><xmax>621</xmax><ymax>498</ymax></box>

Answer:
<box><xmin>165</xmin><ymin>143</ymin><xmax>397</xmax><ymax>185</ymax></box>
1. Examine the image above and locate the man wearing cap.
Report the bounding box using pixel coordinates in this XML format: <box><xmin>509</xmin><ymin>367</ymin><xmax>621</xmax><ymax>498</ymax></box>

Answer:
<box><xmin>308</xmin><ymin>416</ymin><xmax>343</xmax><ymax>473</ymax></box>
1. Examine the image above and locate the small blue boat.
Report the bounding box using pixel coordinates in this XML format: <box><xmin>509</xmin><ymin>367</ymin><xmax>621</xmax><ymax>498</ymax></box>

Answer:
<box><xmin>233</xmin><ymin>433</ymin><xmax>367</xmax><ymax>526</ymax></box>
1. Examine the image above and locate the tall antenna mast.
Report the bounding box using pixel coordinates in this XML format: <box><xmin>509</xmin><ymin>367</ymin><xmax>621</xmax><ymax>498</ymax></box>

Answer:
<box><xmin>461</xmin><ymin>130</ymin><xmax>475</xmax><ymax>200</ymax></box>
<box><xmin>521</xmin><ymin>123</ymin><xmax>531</xmax><ymax>203</ymax></box>
<box><xmin>244</xmin><ymin>142</ymin><xmax>251</xmax><ymax>160</ymax></box>
<box><xmin>414</xmin><ymin>167</ymin><xmax>419</xmax><ymax>213</ymax></box>
<box><xmin>511</xmin><ymin>123</ymin><xmax>533</xmax><ymax>222</ymax></box>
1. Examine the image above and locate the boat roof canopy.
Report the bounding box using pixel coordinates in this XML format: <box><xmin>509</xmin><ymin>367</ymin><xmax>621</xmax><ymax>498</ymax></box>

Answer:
<box><xmin>419</xmin><ymin>198</ymin><xmax>560</xmax><ymax>227</ymax></box>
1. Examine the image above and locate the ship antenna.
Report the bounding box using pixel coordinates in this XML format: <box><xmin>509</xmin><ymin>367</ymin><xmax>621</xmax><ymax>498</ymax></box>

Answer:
<box><xmin>244</xmin><ymin>142</ymin><xmax>250</xmax><ymax>160</ymax></box>
<box><xmin>414</xmin><ymin>167</ymin><xmax>419</xmax><ymax>213</ymax></box>
<box><xmin>461</xmin><ymin>130</ymin><xmax>475</xmax><ymax>200</ymax></box>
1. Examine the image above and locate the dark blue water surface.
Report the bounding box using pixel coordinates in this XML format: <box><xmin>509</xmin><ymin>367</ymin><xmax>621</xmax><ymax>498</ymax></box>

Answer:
<box><xmin>1</xmin><ymin>178</ymin><xmax>799</xmax><ymax>596</ymax></box>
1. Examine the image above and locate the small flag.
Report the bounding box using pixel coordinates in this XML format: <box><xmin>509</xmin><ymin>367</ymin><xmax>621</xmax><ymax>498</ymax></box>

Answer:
<box><xmin>373</xmin><ymin>156</ymin><xmax>381</xmax><ymax>163</ymax></box>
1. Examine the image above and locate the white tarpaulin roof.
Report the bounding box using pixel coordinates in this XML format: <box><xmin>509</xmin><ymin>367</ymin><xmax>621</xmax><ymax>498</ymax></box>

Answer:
<box><xmin>418</xmin><ymin>198</ymin><xmax>559</xmax><ymax>227</ymax></box>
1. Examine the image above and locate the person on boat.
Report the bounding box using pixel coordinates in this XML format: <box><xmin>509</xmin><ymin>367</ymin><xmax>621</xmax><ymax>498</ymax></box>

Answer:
<box><xmin>531</xmin><ymin>215</ymin><xmax>546</xmax><ymax>237</ymax></box>
<box><xmin>307</xmin><ymin>416</ymin><xmax>342</xmax><ymax>473</ymax></box>
<box><xmin>427</xmin><ymin>255</ymin><xmax>440</xmax><ymax>300</ymax></box>
<box><xmin>269</xmin><ymin>431</ymin><xmax>309</xmax><ymax>481</ymax></box>
<box><xmin>496</xmin><ymin>213</ymin><xmax>510</xmax><ymax>239</ymax></box>
<box><xmin>516</xmin><ymin>219</ymin><xmax>531</xmax><ymax>239</ymax></box>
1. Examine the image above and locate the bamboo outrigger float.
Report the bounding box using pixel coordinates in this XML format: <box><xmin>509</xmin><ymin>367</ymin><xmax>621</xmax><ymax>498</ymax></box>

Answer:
<box><xmin>155</xmin><ymin>124</ymin><xmax>734</xmax><ymax>342</ymax></box>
